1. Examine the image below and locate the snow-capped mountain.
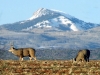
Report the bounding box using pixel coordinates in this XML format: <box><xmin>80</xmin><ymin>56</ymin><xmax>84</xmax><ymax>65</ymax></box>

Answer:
<box><xmin>0</xmin><ymin>8</ymin><xmax>99</xmax><ymax>31</ymax></box>
<box><xmin>1</xmin><ymin>8</ymin><xmax>100</xmax><ymax>60</ymax></box>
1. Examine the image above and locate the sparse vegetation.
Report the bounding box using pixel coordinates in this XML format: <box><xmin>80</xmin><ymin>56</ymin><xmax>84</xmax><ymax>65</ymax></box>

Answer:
<box><xmin>0</xmin><ymin>60</ymin><xmax>100</xmax><ymax>75</ymax></box>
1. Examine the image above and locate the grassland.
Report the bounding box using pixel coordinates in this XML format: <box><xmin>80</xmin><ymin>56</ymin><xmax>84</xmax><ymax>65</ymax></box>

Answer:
<box><xmin>0</xmin><ymin>60</ymin><xmax>100</xmax><ymax>75</ymax></box>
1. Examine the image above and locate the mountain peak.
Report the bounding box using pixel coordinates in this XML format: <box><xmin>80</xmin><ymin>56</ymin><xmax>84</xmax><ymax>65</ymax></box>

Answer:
<box><xmin>29</xmin><ymin>8</ymin><xmax>53</xmax><ymax>20</ymax></box>
<box><xmin>29</xmin><ymin>8</ymin><xmax>56</xmax><ymax>20</ymax></box>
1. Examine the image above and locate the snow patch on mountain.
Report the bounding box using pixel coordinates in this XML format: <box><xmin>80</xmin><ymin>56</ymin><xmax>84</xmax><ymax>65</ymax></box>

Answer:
<box><xmin>51</xmin><ymin>9</ymin><xmax>73</xmax><ymax>19</ymax></box>
<box><xmin>28</xmin><ymin>15</ymin><xmax>78</xmax><ymax>31</ymax></box>
<box><xmin>52</xmin><ymin>16</ymin><xmax>78</xmax><ymax>31</ymax></box>
<box><xmin>34</xmin><ymin>20</ymin><xmax>52</xmax><ymax>28</ymax></box>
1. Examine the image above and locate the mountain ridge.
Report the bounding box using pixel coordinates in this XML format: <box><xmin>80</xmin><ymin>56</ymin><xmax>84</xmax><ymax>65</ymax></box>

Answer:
<box><xmin>0</xmin><ymin>8</ymin><xmax>99</xmax><ymax>31</ymax></box>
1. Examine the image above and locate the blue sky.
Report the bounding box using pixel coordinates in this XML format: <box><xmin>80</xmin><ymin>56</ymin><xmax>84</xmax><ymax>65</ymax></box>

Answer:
<box><xmin>0</xmin><ymin>0</ymin><xmax>100</xmax><ymax>25</ymax></box>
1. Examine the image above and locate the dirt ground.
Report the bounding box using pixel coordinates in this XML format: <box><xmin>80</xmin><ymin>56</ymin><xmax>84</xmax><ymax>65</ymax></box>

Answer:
<box><xmin>0</xmin><ymin>60</ymin><xmax>100</xmax><ymax>75</ymax></box>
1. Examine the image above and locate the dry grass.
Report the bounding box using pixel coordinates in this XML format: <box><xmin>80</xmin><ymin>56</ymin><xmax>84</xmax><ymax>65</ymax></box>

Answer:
<box><xmin>0</xmin><ymin>60</ymin><xmax>100</xmax><ymax>75</ymax></box>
